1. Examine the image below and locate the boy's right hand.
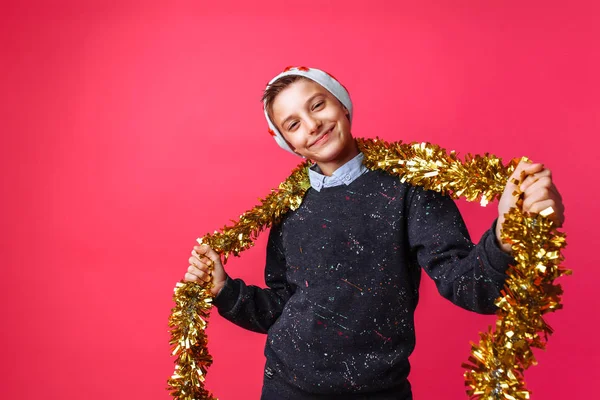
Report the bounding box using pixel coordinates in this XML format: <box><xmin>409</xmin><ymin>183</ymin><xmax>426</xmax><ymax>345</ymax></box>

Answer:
<box><xmin>185</xmin><ymin>244</ymin><xmax>227</xmax><ymax>297</ymax></box>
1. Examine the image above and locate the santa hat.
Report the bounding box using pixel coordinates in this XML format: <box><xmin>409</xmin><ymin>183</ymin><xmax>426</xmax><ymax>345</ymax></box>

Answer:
<box><xmin>264</xmin><ymin>66</ymin><xmax>353</xmax><ymax>156</ymax></box>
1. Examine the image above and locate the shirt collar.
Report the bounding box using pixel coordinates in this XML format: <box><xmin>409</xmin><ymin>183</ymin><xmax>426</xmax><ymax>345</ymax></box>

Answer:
<box><xmin>308</xmin><ymin>152</ymin><xmax>367</xmax><ymax>192</ymax></box>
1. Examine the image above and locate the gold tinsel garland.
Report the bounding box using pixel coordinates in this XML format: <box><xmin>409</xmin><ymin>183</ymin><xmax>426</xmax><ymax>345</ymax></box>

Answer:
<box><xmin>167</xmin><ymin>138</ymin><xmax>568</xmax><ymax>400</ymax></box>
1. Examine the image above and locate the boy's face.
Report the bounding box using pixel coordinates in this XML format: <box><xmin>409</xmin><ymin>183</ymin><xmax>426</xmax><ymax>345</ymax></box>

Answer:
<box><xmin>271</xmin><ymin>79</ymin><xmax>355</xmax><ymax>169</ymax></box>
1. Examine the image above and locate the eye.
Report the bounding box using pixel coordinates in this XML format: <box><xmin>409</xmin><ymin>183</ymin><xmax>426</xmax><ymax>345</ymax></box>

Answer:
<box><xmin>288</xmin><ymin>121</ymin><xmax>299</xmax><ymax>131</ymax></box>
<box><xmin>311</xmin><ymin>101</ymin><xmax>324</xmax><ymax>111</ymax></box>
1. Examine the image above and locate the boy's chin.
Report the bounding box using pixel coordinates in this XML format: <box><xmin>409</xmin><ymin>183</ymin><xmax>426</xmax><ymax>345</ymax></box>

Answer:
<box><xmin>312</xmin><ymin>149</ymin><xmax>347</xmax><ymax>165</ymax></box>
<box><xmin>307</xmin><ymin>136</ymin><xmax>356</xmax><ymax>164</ymax></box>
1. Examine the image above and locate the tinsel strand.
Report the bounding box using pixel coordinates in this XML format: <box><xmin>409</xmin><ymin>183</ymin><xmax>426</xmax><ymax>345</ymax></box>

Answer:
<box><xmin>167</xmin><ymin>282</ymin><xmax>217</xmax><ymax>400</ymax></box>
<box><xmin>167</xmin><ymin>137</ymin><xmax>568</xmax><ymax>399</ymax></box>
<box><xmin>167</xmin><ymin>162</ymin><xmax>310</xmax><ymax>399</ymax></box>
<box><xmin>198</xmin><ymin>161</ymin><xmax>311</xmax><ymax>263</ymax></box>
<box><xmin>357</xmin><ymin>138</ymin><xmax>514</xmax><ymax>206</ymax></box>
<box><xmin>462</xmin><ymin>209</ymin><xmax>569</xmax><ymax>399</ymax></box>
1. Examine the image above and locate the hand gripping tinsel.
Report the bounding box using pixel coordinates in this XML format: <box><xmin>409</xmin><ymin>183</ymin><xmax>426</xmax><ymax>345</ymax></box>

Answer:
<box><xmin>167</xmin><ymin>138</ymin><xmax>569</xmax><ymax>400</ymax></box>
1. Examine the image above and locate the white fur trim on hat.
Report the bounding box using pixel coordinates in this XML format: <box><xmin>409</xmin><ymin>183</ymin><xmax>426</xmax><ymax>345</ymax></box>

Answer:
<box><xmin>264</xmin><ymin>66</ymin><xmax>353</xmax><ymax>156</ymax></box>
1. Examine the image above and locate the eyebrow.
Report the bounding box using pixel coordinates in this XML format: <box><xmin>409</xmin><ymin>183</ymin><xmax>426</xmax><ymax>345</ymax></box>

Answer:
<box><xmin>280</xmin><ymin>93</ymin><xmax>323</xmax><ymax>129</ymax></box>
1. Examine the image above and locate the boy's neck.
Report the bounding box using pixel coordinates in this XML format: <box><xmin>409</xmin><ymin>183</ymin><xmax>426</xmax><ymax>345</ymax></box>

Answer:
<box><xmin>314</xmin><ymin>140</ymin><xmax>360</xmax><ymax>176</ymax></box>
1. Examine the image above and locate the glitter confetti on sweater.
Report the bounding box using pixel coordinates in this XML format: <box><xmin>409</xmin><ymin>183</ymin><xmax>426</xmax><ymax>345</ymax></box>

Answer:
<box><xmin>213</xmin><ymin>169</ymin><xmax>514</xmax><ymax>398</ymax></box>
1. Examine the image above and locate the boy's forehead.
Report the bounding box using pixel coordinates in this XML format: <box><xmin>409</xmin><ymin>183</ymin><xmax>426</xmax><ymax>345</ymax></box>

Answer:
<box><xmin>272</xmin><ymin>79</ymin><xmax>329</xmax><ymax>116</ymax></box>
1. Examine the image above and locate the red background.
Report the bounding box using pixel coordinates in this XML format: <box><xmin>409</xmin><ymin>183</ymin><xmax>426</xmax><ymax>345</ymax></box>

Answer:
<box><xmin>2</xmin><ymin>1</ymin><xmax>598</xmax><ymax>399</ymax></box>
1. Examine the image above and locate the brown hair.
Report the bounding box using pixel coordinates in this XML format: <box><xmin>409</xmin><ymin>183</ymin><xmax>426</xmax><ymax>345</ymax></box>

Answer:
<box><xmin>261</xmin><ymin>75</ymin><xmax>309</xmax><ymax>122</ymax></box>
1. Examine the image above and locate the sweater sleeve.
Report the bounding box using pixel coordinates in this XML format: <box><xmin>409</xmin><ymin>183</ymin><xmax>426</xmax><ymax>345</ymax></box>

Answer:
<box><xmin>406</xmin><ymin>186</ymin><xmax>515</xmax><ymax>314</ymax></box>
<box><xmin>211</xmin><ymin>222</ymin><xmax>295</xmax><ymax>333</ymax></box>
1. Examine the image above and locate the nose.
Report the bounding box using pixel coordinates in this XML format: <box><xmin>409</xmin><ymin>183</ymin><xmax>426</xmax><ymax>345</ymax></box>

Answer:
<box><xmin>306</xmin><ymin>117</ymin><xmax>322</xmax><ymax>135</ymax></box>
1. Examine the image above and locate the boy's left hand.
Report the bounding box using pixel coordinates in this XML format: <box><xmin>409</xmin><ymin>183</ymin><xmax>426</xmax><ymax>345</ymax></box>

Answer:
<box><xmin>495</xmin><ymin>160</ymin><xmax>565</xmax><ymax>254</ymax></box>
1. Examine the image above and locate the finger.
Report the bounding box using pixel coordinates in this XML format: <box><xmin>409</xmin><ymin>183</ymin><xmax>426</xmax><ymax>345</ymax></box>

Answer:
<box><xmin>523</xmin><ymin>176</ymin><xmax>552</xmax><ymax>197</ymax></box>
<box><xmin>508</xmin><ymin>162</ymin><xmax>543</xmax><ymax>188</ymax></box>
<box><xmin>198</xmin><ymin>256</ymin><xmax>214</xmax><ymax>269</ymax></box>
<box><xmin>188</xmin><ymin>256</ymin><xmax>211</xmax><ymax>272</ymax></box>
<box><xmin>192</xmin><ymin>249</ymin><xmax>201</xmax><ymax>260</ymax></box>
<box><xmin>525</xmin><ymin>199</ymin><xmax>564</xmax><ymax>226</ymax></box>
<box><xmin>524</xmin><ymin>178</ymin><xmax>562</xmax><ymax>201</ymax></box>
<box><xmin>184</xmin><ymin>272</ymin><xmax>199</xmax><ymax>282</ymax></box>
<box><xmin>193</xmin><ymin>245</ymin><xmax>206</xmax><ymax>255</ymax></box>
<box><xmin>196</xmin><ymin>244</ymin><xmax>221</xmax><ymax>266</ymax></box>
<box><xmin>520</xmin><ymin>169</ymin><xmax>552</xmax><ymax>192</ymax></box>
<box><xmin>523</xmin><ymin>193</ymin><xmax>564</xmax><ymax>219</ymax></box>
<box><xmin>186</xmin><ymin>265</ymin><xmax>212</xmax><ymax>282</ymax></box>
<box><xmin>520</xmin><ymin>162</ymin><xmax>544</xmax><ymax>173</ymax></box>
<box><xmin>201</xmin><ymin>256</ymin><xmax>213</xmax><ymax>266</ymax></box>
<box><xmin>196</xmin><ymin>244</ymin><xmax>211</xmax><ymax>254</ymax></box>
<box><xmin>188</xmin><ymin>256</ymin><xmax>201</xmax><ymax>268</ymax></box>
<box><xmin>522</xmin><ymin>179</ymin><xmax>564</xmax><ymax>214</ymax></box>
<box><xmin>516</xmin><ymin>163</ymin><xmax>544</xmax><ymax>184</ymax></box>
<box><xmin>525</xmin><ymin>196</ymin><xmax>552</xmax><ymax>213</ymax></box>
<box><xmin>522</xmin><ymin>183</ymin><xmax>552</xmax><ymax>211</ymax></box>
<box><xmin>187</xmin><ymin>263</ymin><xmax>203</xmax><ymax>275</ymax></box>
<box><xmin>195</xmin><ymin>244</ymin><xmax>213</xmax><ymax>257</ymax></box>
<box><xmin>190</xmin><ymin>251</ymin><xmax>214</xmax><ymax>266</ymax></box>
<box><xmin>511</xmin><ymin>160</ymin><xmax>542</xmax><ymax>176</ymax></box>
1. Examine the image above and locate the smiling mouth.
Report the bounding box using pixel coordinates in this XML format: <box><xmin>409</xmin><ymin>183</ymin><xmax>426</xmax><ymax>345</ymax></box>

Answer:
<box><xmin>311</xmin><ymin>126</ymin><xmax>333</xmax><ymax>147</ymax></box>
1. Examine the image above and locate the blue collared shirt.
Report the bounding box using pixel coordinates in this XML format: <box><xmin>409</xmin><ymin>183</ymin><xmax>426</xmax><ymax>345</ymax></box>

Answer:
<box><xmin>308</xmin><ymin>152</ymin><xmax>369</xmax><ymax>191</ymax></box>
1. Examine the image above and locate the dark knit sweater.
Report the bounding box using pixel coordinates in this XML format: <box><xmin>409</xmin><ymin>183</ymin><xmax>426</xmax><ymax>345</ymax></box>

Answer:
<box><xmin>213</xmin><ymin>169</ymin><xmax>514</xmax><ymax>397</ymax></box>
